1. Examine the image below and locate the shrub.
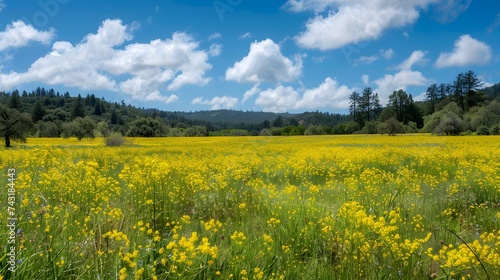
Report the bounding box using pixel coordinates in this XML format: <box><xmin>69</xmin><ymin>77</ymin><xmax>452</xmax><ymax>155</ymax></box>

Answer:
<box><xmin>476</xmin><ymin>125</ymin><xmax>490</xmax><ymax>135</ymax></box>
<box><xmin>105</xmin><ymin>132</ymin><xmax>127</xmax><ymax>146</ymax></box>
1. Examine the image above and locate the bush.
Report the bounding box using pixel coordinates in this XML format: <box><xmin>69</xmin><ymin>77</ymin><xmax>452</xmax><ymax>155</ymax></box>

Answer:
<box><xmin>105</xmin><ymin>132</ymin><xmax>127</xmax><ymax>146</ymax></box>
<box><xmin>490</xmin><ymin>124</ymin><xmax>500</xmax><ymax>135</ymax></box>
<box><xmin>476</xmin><ymin>125</ymin><xmax>490</xmax><ymax>135</ymax></box>
<box><xmin>260</xmin><ymin>128</ymin><xmax>273</xmax><ymax>136</ymax></box>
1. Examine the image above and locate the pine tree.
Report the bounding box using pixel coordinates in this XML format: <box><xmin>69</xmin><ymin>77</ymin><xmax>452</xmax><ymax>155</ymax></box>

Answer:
<box><xmin>349</xmin><ymin>91</ymin><xmax>361</xmax><ymax>125</ymax></box>
<box><xmin>71</xmin><ymin>94</ymin><xmax>85</xmax><ymax>120</ymax></box>
<box><xmin>111</xmin><ymin>110</ymin><xmax>118</xmax><ymax>124</ymax></box>
<box><xmin>426</xmin><ymin>83</ymin><xmax>438</xmax><ymax>113</ymax></box>
<box><xmin>32</xmin><ymin>101</ymin><xmax>46</xmax><ymax>122</ymax></box>
<box><xmin>9</xmin><ymin>90</ymin><xmax>21</xmax><ymax>110</ymax></box>
<box><xmin>94</xmin><ymin>100</ymin><xmax>102</xmax><ymax>115</ymax></box>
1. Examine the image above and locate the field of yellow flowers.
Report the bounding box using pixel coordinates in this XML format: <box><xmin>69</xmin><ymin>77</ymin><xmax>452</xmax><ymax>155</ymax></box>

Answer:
<box><xmin>1</xmin><ymin>135</ymin><xmax>500</xmax><ymax>279</ymax></box>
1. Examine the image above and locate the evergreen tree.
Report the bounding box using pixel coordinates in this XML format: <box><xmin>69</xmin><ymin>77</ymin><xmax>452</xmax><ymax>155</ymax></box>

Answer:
<box><xmin>452</xmin><ymin>73</ymin><xmax>465</xmax><ymax>111</ymax></box>
<box><xmin>94</xmin><ymin>100</ymin><xmax>102</xmax><ymax>115</ymax></box>
<box><xmin>71</xmin><ymin>94</ymin><xmax>85</xmax><ymax>120</ymax></box>
<box><xmin>9</xmin><ymin>90</ymin><xmax>21</xmax><ymax>110</ymax></box>
<box><xmin>111</xmin><ymin>110</ymin><xmax>118</xmax><ymax>124</ymax></box>
<box><xmin>360</xmin><ymin>87</ymin><xmax>374</xmax><ymax>123</ymax></box>
<box><xmin>32</xmin><ymin>101</ymin><xmax>46</xmax><ymax>122</ymax></box>
<box><xmin>349</xmin><ymin>91</ymin><xmax>361</xmax><ymax>125</ymax></box>
<box><xmin>425</xmin><ymin>83</ymin><xmax>438</xmax><ymax>113</ymax></box>
<box><xmin>463</xmin><ymin>70</ymin><xmax>484</xmax><ymax>109</ymax></box>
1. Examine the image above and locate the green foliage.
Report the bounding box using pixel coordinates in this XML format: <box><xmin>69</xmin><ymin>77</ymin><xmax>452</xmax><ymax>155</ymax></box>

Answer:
<box><xmin>127</xmin><ymin>117</ymin><xmax>170</xmax><ymax>137</ymax></box>
<box><xmin>433</xmin><ymin>112</ymin><xmax>467</xmax><ymax>136</ymax></box>
<box><xmin>9</xmin><ymin>89</ymin><xmax>21</xmax><ymax>110</ymax></box>
<box><xmin>260</xmin><ymin>128</ymin><xmax>273</xmax><ymax>136</ymax></box>
<box><xmin>95</xmin><ymin>121</ymin><xmax>110</xmax><ymax>137</ymax></box>
<box><xmin>476</xmin><ymin>126</ymin><xmax>490</xmax><ymax>135</ymax></box>
<box><xmin>0</xmin><ymin>104</ymin><xmax>34</xmax><ymax>147</ymax></box>
<box><xmin>36</xmin><ymin>121</ymin><xmax>61</xmax><ymax>137</ymax></box>
<box><xmin>183</xmin><ymin>125</ymin><xmax>208</xmax><ymax>137</ymax></box>
<box><xmin>104</xmin><ymin>132</ymin><xmax>127</xmax><ymax>146</ymax></box>
<box><xmin>32</xmin><ymin>101</ymin><xmax>46</xmax><ymax>122</ymax></box>
<box><xmin>377</xmin><ymin>117</ymin><xmax>404</xmax><ymax>136</ymax></box>
<box><xmin>360</xmin><ymin>121</ymin><xmax>377</xmax><ymax>134</ymax></box>
<box><xmin>271</xmin><ymin>127</ymin><xmax>282</xmax><ymax>136</ymax></box>
<box><xmin>304</xmin><ymin>125</ymin><xmax>324</xmax><ymax>135</ymax></box>
<box><xmin>388</xmin><ymin>89</ymin><xmax>423</xmax><ymax>126</ymax></box>
<box><xmin>470</xmin><ymin>100</ymin><xmax>500</xmax><ymax>131</ymax></box>
<box><xmin>70</xmin><ymin>117</ymin><xmax>97</xmax><ymax>140</ymax></box>
<box><xmin>71</xmin><ymin>94</ymin><xmax>85</xmax><ymax>120</ymax></box>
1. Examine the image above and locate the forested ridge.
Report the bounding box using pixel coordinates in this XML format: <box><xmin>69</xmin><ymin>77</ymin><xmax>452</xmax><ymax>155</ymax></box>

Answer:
<box><xmin>0</xmin><ymin>70</ymin><xmax>499</xmax><ymax>147</ymax></box>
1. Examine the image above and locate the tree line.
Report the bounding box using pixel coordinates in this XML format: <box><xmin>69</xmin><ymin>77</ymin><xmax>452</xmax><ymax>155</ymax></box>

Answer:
<box><xmin>1</xmin><ymin>70</ymin><xmax>499</xmax><ymax>147</ymax></box>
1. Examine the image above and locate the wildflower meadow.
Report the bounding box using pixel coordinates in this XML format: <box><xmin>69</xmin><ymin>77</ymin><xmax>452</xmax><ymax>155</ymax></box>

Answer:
<box><xmin>1</xmin><ymin>135</ymin><xmax>499</xmax><ymax>279</ymax></box>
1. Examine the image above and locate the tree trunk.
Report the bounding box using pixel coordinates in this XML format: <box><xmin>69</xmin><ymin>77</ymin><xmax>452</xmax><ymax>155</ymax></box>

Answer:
<box><xmin>5</xmin><ymin>134</ymin><xmax>10</xmax><ymax>148</ymax></box>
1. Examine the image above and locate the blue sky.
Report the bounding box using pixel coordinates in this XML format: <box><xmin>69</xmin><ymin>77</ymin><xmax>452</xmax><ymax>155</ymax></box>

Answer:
<box><xmin>0</xmin><ymin>0</ymin><xmax>498</xmax><ymax>113</ymax></box>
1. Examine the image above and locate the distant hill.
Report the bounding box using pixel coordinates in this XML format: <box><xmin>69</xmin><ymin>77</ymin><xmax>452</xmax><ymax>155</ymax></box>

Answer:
<box><xmin>482</xmin><ymin>83</ymin><xmax>500</xmax><ymax>100</ymax></box>
<box><xmin>175</xmin><ymin>109</ymin><xmax>285</xmax><ymax>124</ymax></box>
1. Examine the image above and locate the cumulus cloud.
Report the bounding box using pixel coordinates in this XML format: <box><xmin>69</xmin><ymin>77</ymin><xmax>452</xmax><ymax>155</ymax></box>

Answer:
<box><xmin>293</xmin><ymin>1</ymin><xmax>433</xmax><ymax>50</ymax></box>
<box><xmin>255</xmin><ymin>85</ymin><xmax>299</xmax><ymax>112</ymax></box>
<box><xmin>371</xmin><ymin>50</ymin><xmax>432</xmax><ymax>104</ymax></box>
<box><xmin>435</xmin><ymin>34</ymin><xmax>492</xmax><ymax>68</ymax></box>
<box><xmin>0</xmin><ymin>20</ymin><xmax>55</xmax><ymax>51</ymax></box>
<box><xmin>225</xmin><ymin>39</ymin><xmax>302</xmax><ymax>84</ymax></box>
<box><xmin>0</xmin><ymin>19</ymin><xmax>213</xmax><ymax>104</ymax></box>
<box><xmin>296</xmin><ymin>77</ymin><xmax>353</xmax><ymax>109</ymax></box>
<box><xmin>192</xmin><ymin>96</ymin><xmax>238</xmax><ymax>110</ymax></box>
<box><xmin>374</xmin><ymin>70</ymin><xmax>431</xmax><ymax>103</ymax></box>
<box><xmin>397</xmin><ymin>50</ymin><xmax>427</xmax><ymax>70</ymax></box>
<box><xmin>242</xmin><ymin>84</ymin><xmax>261</xmax><ymax>103</ymax></box>
<box><xmin>254</xmin><ymin>77</ymin><xmax>355</xmax><ymax>112</ymax></box>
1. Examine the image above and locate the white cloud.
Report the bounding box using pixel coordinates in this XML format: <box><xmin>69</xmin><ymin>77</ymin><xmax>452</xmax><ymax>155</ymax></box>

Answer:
<box><xmin>255</xmin><ymin>85</ymin><xmax>299</xmax><ymax>112</ymax></box>
<box><xmin>242</xmin><ymin>84</ymin><xmax>261</xmax><ymax>103</ymax></box>
<box><xmin>254</xmin><ymin>77</ymin><xmax>355</xmax><ymax>112</ymax></box>
<box><xmin>381</xmin><ymin>48</ymin><xmax>395</xmax><ymax>59</ymax></box>
<box><xmin>435</xmin><ymin>34</ymin><xmax>492</xmax><ymax>68</ymax></box>
<box><xmin>361</xmin><ymin>74</ymin><xmax>370</xmax><ymax>85</ymax></box>
<box><xmin>285</xmin><ymin>0</ymin><xmax>337</xmax><ymax>13</ymax></box>
<box><xmin>192</xmin><ymin>96</ymin><xmax>238</xmax><ymax>110</ymax></box>
<box><xmin>397</xmin><ymin>50</ymin><xmax>427</xmax><ymax>70</ymax></box>
<box><xmin>0</xmin><ymin>1</ymin><xmax>4</xmax><ymax>11</ymax></box>
<box><xmin>239</xmin><ymin>32</ymin><xmax>252</xmax><ymax>39</ymax></box>
<box><xmin>209</xmin><ymin>44</ymin><xmax>222</xmax><ymax>56</ymax></box>
<box><xmin>0</xmin><ymin>20</ymin><xmax>55</xmax><ymax>51</ymax></box>
<box><xmin>374</xmin><ymin>70</ymin><xmax>431</xmax><ymax>104</ymax></box>
<box><xmin>208</xmin><ymin>32</ymin><xmax>222</xmax><ymax>40</ymax></box>
<box><xmin>296</xmin><ymin>77</ymin><xmax>353</xmax><ymax>109</ymax></box>
<box><xmin>488</xmin><ymin>13</ymin><xmax>500</xmax><ymax>33</ymax></box>
<box><xmin>432</xmin><ymin>0</ymin><xmax>471</xmax><ymax>23</ymax></box>
<box><xmin>367</xmin><ymin>50</ymin><xmax>432</xmax><ymax>103</ymax></box>
<box><xmin>293</xmin><ymin>1</ymin><xmax>433</xmax><ymax>50</ymax></box>
<box><xmin>225</xmin><ymin>39</ymin><xmax>302</xmax><ymax>84</ymax></box>
<box><xmin>356</xmin><ymin>55</ymin><xmax>378</xmax><ymax>65</ymax></box>
<box><xmin>355</xmin><ymin>48</ymin><xmax>394</xmax><ymax>65</ymax></box>
<box><xmin>0</xmin><ymin>19</ymin><xmax>213</xmax><ymax>104</ymax></box>
<box><xmin>478</xmin><ymin>74</ymin><xmax>494</xmax><ymax>88</ymax></box>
